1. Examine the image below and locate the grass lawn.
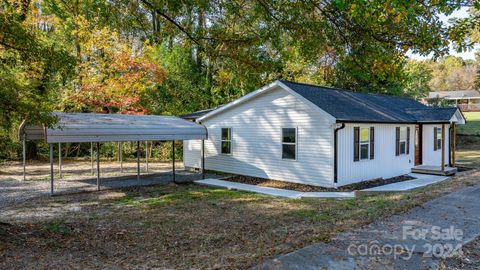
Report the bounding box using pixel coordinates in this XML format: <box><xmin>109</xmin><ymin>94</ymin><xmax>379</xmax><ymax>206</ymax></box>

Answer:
<box><xmin>1</xmin><ymin>170</ymin><xmax>480</xmax><ymax>269</ymax></box>
<box><xmin>457</xmin><ymin>134</ymin><xmax>480</xmax><ymax>168</ymax></box>
<box><xmin>458</xmin><ymin>112</ymin><xmax>480</xmax><ymax>136</ymax></box>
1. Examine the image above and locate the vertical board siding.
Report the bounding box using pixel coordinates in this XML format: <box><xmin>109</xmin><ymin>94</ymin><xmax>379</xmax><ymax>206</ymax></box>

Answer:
<box><xmin>422</xmin><ymin>124</ymin><xmax>450</xmax><ymax>166</ymax></box>
<box><xmin>337</xmin><ymin>123</ymin><xmax>416</xmax><ymax>186</ymax></box>
<box><xmin>183</xmin><ymin>86</ymin><xmax>335</xmax><ymax>187</ymax></box>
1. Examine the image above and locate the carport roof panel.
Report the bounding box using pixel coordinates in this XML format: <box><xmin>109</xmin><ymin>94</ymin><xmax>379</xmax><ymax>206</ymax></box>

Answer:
<box><xmin>22</xmin><ymin>112</ymin><xmax>207</xmax><ymax>143</ymax></box>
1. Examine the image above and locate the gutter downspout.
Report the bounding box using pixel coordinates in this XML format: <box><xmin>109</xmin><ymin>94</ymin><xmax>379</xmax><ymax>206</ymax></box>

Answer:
<box><xmin>334</xmin><ymin>123</ymin><xmax>346</xmax><ymax>185</ymax></box>
<box><xmin>198</xmin><ymin>121</ymin><xmax>208</xmax><ymax>179</ymax></box>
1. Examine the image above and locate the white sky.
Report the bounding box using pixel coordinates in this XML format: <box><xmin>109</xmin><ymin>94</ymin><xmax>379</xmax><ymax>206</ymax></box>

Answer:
<box><xmin>407</xmin><ymin>7</ymin><xmax>477</xmax><ymax>60</ymax></box>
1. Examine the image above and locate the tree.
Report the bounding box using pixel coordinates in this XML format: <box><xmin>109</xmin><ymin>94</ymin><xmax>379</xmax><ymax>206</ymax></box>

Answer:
<box><xmin>0</xmin><ymin>0</ymin><xmax>474</xmax><ymax>159</ymax></box>
<box><xmin>403</xmin><ymin>60</ymin><xmax>433</xmax><ymax>98</ymax></box>
<box><xmin>0</xmin><ymin>0</ymin><xmax>74</xmax><ymax>158</ymax></box>
<box><xmin>428</xmin><ymin>56</ymin><xmax>477</xmax><ymax>91</ymax></box>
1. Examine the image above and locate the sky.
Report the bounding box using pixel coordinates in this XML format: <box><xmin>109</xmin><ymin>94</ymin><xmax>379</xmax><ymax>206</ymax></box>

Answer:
<box><xmin>407</xmin><ymin>7</ymin><xmax>477</xmax><ymax>60</ymax></box>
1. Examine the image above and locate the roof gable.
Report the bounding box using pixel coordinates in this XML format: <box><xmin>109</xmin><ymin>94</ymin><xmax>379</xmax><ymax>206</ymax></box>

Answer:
<box><xmin>197</xmin><ymin>81</ymin><xmax>336</xmax><ymax>123</ymax></box>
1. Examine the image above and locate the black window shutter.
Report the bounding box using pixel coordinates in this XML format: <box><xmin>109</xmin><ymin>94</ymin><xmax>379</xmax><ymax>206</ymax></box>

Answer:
<box><xmin>406</xmin><ymin>127</ymin><xmax>410</xmax><ymax>154</ymax></box>
<box><xmin>395</xmin><ymin>127</ymin><xmax>400</xmax><ymax>156</ymax></box>
<box><xmin>434</xmin><ymin>127</ymin><xmax>438</xmax><ymax>151</ymax></box>
<box><xmin>354</xmin><ymin>127</ymin><xmax>359</xmax><ymax>162</ymax></box>
<box><xmin>370</xmin><ymin>127</ymin><xmax>374</xmax><ymax>159</ymax></box>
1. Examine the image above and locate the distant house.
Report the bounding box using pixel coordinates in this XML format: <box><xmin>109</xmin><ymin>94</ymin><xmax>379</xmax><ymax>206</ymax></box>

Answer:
<box><xmin>426</xmin><ymin>90</ymin><xmax>480</xmax><ymax>112</ymax></box>
<box><xmin>183</xmin><ymin>80</ymin><xmax>466</xmax><ymax>188</ymax></box>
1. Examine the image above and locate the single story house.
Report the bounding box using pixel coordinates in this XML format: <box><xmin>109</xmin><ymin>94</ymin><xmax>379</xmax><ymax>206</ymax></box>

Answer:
<box><xmin>425</xmin><ymin>90</ymin><xmax>480</xmax><ymax>112</ymax></box>
<box><xmin>183</xmin><ymin>80</ymin><xmax>466</xmax><ymax>188</ymax></box>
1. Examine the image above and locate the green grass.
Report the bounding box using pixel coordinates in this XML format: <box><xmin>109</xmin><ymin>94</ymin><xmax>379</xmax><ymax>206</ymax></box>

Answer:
<box><xmin>114</xmin><ymin>186</ymin><xmax>262</xmax><ymax>208</ymax></box>
<box><xmin>458</xmin><ymin>112</ymin><xmax>480</xmax><ymax>136</ymax></box>
<box><xmin>42</xmin><ymin>220</ymin><xmax>73</xmax><ymax>236</ymax></box>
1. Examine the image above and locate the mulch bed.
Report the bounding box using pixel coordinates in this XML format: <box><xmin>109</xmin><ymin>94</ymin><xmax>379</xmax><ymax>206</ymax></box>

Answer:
<box><xmin>225</xmin><ymin>174</ymin><xmax>415</xmax><ymax>192</ymax></box>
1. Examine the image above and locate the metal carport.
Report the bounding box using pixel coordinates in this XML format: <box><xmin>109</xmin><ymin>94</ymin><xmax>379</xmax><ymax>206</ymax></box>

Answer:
<box><xmin>19</xmin><ymin>112</ymin><xmax>207</xmax><ymax>195</ymax></box>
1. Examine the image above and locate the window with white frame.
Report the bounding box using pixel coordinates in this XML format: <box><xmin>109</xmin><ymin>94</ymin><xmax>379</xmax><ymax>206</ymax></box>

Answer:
<box><xmin>399</xmin><ymin>127</ymin><xmax>407</xmax><ymax>155</ymax></box>
<box><xmin>221</xmin><ymin>128</ymin><xmax>232</xmax><ymax>154</ymax></box>
<box><xmin>282</xmin><ymin>128</ymin><xmax>296</xmax><ymax>160</ymax></box>
<box><xmin>359</xmin><ymin>127</ymin><xmax>370</xmax><ymax>160</ymax></box>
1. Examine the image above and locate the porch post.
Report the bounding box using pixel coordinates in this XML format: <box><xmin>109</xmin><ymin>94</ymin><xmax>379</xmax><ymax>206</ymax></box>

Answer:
<box><xmin>22</xmin><ymin>133</ymin><xmax>26</xmax><ymax>181</ymax></box>
<box><xmin>58</xmin><ymin>143</ymin><xmax>62</xmax><ymax>178</ymax></box>
<box><xmin>50</xmin><ymin>143</ymin><xmax>54</xmax><ymax>196</ymax></box>
<box><xmin>452</xmin><ymin>123</ymin><xmax>456</xmax><ymax>167</ymax></box>
<box><xmin>441</xmin><ymin>124</ymin><xmax>445</xmax><ymax>172</ymax></box>
<box><xmin>96</xmin><ymin>142</ymin><xmax>100</xmax><ymax>191</ymax></box>
<box><xmin>201</xmin><ymin>140</ymin><xmax>205</xmax><ymax>179</ymax></box>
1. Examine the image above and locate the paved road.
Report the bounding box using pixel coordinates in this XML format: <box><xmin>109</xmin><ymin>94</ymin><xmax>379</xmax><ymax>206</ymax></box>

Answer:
<box><xmin>255</xmin><ymin>183</ymin><xmax>480</xmax><ymax>269</ymax></box>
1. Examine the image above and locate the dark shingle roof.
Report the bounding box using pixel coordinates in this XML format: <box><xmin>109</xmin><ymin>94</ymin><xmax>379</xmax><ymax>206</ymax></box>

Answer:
<box><xmin>181</xmin><ymin>106</ymin><xmax>222</xmax><ymax>120</ymax></box>
<box><xmin>280</xmin><ymin>80</ymin><xmax>457</xmax><ymax>123</ymax></box>
<box><xmin>404</xmin><ymin>108</ymin><xmax>459</xmax><ymax>122</ymax></box>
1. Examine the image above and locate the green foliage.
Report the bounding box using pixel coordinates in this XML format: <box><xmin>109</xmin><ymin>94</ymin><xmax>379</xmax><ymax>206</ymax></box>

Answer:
<box><xmin>403</xmin><ymin>60</ymin><xmax>433</xmax><ymax>98</ymax></box>
<box><xmin>1</xmin><ymin>0</ymin><xmax>475</xmax><ymax>160</ymax></box>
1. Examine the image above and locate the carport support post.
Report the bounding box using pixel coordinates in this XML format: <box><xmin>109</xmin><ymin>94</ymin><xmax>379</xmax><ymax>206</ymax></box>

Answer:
<box><xmin>96</xmin><ymin>142</ymin><xmax>100</xmax><ymax>191</ymax></box>
<box><xmin>145</xmin><ymin>141</ymin><xmax>149</xmax><ymax>173</ymax></box>
<box><xmin>119</xmin><ymin>142</ymin><xmax>123</xmax><ymax>173</ymax></box>
<box><xmin>50</xmin><ymin>143</ymin><xmax>54</xmax><ymax>196</ymax></box>
<box><xmin>172</xmin><ymin>141</ymin><xmax>176</xmax><ymax>183</ymax></box>
<box><xmin>22</xmin><ymin>133</ymin><xmax>26</xmax><ymax>181</ymax></box>
<box><xmin>58</xmin><ymin>143</ymin><xmax>62</xmax><ymax>178</ymax></box>
<box><xmin>137</xmin><ymin>141</ymin><xmax>140</xmax><ymax>183</ymax></box>
<box><xmin>201</xmin><ymin>140</ymin><xmax>205</xmax><ymax>179</ymax></box>
<box><xmin>90</xmin><ymin>142</ymin><xmax>94</xmax><ymax>175</ymax></box>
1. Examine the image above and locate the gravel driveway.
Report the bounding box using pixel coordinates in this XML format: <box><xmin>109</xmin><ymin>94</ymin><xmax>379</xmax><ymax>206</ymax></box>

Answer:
<box><xmin>0</xmin><ymin>160</ymin><xmax>215</xmax><ymax>209</ymax></box>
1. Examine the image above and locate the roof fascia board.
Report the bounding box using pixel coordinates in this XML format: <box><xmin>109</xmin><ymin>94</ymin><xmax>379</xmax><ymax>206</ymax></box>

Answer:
<box><xmin>337</xmin><ymin>120</ymin><xmax>453</xmax><ymax>124</ymax></box>
<box><xmin>452</xmin><ymin>108</ymin><xmax>467</xmax><ymax>124</ymax></box>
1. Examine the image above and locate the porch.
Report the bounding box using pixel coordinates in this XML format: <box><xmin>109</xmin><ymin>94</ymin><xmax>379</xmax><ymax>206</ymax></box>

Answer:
<box><xmin>411</xmin><ymin>165</ymin><xmax>457</xmax><ymax>176</ymax></box>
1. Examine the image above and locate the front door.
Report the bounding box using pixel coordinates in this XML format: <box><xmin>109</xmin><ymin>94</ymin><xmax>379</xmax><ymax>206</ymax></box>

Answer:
<box><xmin>415</xmin><ymin>125</ymin><xmax>422</xmax><ymax>165</ymax></box>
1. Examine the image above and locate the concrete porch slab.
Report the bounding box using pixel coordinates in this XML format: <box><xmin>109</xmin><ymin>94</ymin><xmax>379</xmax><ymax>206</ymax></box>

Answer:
<box><xmin>194</xmin><ymin>179</ymin><xmax>355</xmax><ymax>199</ymax></box>
<box><xmin>411</xmin><ymin>165</ymin><xmax>457</xmax><ymax>176</ymax></box>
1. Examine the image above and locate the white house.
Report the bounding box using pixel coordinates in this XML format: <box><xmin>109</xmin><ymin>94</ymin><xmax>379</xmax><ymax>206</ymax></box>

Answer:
<box><xmin>183</xmin><ymin>80</ymin><xmax>466</xmax><ymax>188</ymax></box>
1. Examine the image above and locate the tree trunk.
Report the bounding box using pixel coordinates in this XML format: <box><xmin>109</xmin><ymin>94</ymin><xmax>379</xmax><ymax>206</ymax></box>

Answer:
<box><xmin>26</xmin><ymin>141</ymin><xmax>38</xmax><ymax>160</ymax></box>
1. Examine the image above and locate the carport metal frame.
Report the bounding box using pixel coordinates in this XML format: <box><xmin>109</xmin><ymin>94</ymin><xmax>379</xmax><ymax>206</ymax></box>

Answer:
<box><xmin>19</xmin><ymin>113</ymin><xmax>207</xmax><ymax>195</ymax></box>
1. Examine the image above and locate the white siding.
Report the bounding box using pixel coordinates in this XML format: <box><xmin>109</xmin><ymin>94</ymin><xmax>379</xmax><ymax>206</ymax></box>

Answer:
<box><xmin>183</xmin><ymin>140</ymin><xmax>202</xmax><ymax>168</ymax></box>
<box><xmin>337</xmin><ymin>123</ymin><xmax>415</xmax><ymax>186</ymax></box>
<box><xmin>183</xmin><ymin>86</ymin><xmax>335</xmax><ymax>187</ymax></box>
<box><xmin>422</xmin><ymin>124</ymin><xmax>450</xmax><ymax>166</ymax></box>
